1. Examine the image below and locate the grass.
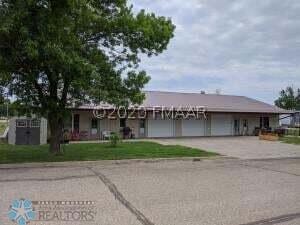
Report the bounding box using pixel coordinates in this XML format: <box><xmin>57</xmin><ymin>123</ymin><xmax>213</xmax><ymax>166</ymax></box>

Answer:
<box><xmin>279</xmin><ymin>136</ymin><xmax>300</xmax><ymax>145</ymax></box>
<box><xmin>0</xmin><ymin>141</ymin><xmax>218</xmax><ymax>164</ymax></box>
<box><xmin>0</xmin><ymin>121</ymin><xmax>7</xmax><ymax>135</ymax></box>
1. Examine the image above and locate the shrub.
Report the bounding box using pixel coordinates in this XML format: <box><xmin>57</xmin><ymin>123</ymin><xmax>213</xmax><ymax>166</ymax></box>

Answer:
<box><xmin>0</xmin><ymin>121</ymin><xmax>7</xmax><ymax>136</ymax></box>
<box><xmin>274</xmin><ymin>128</ymin><xmax>286</xmax><ymax>137</ymax></box>
<box><xmin>110</xmin><ymin>132</ymin><xmax>120</xmax><ymax>147</ymax></box>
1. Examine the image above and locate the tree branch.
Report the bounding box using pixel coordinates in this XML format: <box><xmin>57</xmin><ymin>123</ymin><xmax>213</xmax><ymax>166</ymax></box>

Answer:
<box><xmin>33</xmin><ymin>79</ymin><xmax>47</xmax><ymax>108</ymax></box>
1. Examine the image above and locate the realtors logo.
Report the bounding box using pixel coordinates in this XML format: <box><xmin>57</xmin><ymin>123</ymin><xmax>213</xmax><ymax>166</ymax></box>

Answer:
<box><xmin>8</xmin><ymin>199</ymin><xmax>96</xmax><ymax>224</ymax></box>
<box><xmin>8</xmin><ymin>199</ymin><xmax>36</xmax><ymax>225</ymax></box>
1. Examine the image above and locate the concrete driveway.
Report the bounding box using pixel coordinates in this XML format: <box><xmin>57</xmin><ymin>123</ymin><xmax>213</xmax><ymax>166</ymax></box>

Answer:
<box><xmin>151</xmin><ymin>136</ymin><xmax>300</xmax><ymax>159</ymax></box>
<box><xmin>0</xmin><ymin>158</ymin><xmax>299</xmax><ymax>225</ymax></box>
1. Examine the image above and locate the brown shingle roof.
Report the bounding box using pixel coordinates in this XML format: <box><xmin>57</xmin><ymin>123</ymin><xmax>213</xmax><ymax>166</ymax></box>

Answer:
<box><xmin>140</xmin><ymin>91</ymin><xmax>289</xmax><ymax>114</ymax></box>
<box><xmin>77</xmin><ymin>91</ymin><xmax>290</xmax><ymax>114</ymax></box>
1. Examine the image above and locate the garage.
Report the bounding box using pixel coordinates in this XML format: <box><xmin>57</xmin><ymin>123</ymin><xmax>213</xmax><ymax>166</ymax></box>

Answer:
<box><xmin>147</xmin><ymin>119</ymin><xmax>174</xmax><ymax>138</ymax></box>
<box><xmin>182</xmin><ymin>119</ymin><xmax>205</xmax><ymax>136</ymax></box>
<box><xmin>211</xmin><ymin>114</ymin><xmax>233</xmax><ymax>136</ymax></box>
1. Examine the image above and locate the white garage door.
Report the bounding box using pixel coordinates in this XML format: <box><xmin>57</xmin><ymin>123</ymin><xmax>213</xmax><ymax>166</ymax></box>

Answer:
<box><xmin>182</xmin><ymin>119</ymin><xmax>205</xmax><ymax>136</ymax></box>
<box><xmin>147</xmin><ymin>119</ymin><xmax>174</xmax><ymax>137</ymax></box>
<box><xmin>211</xmin><ymin>114</ymin><xmax>233</xmax><ymax>136</ymax></box>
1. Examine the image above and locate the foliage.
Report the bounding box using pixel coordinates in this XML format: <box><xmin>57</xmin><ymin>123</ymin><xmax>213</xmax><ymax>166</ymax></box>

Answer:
<box><xmin>275</xmin><ymin>87</ymin><xmax>300</xmax><ymax>110</ymax></box>
<box><xmin>0</xmin><ymin>121</ymin><xmax>7</xmax><ymax>135</ymax></box>
<box><xmin>0</xmin><ymin>87</ymin><xmax>5</xmax><ymax>104</ymax></box>
<box><xmin>279</xmin><ymin>136</ymin><xmax>300</xmax><ymax>145</ymax></box>
<box><xmin>0</xmin><ymin>142</ymin><xmax>218</xmax><ymax>164</ymax></box>
<box><xmin>109</xmin><ymin>132</ymin><xmax>120</xmax><ymax>147</ymax></box>
<box><xmin>0</xmin><ymin>0</ymin><xmax>175</xmax><ymax>153</ymax></box>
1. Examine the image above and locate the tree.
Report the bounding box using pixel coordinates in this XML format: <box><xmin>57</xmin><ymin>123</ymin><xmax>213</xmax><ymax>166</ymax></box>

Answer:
<box><xmin>0</xmin><ymin>0</ymin><xmax>175</xmax><ymax>153</ymax></box>
<box><xmin>0</xmin><ymin>87</ymin><xmax>5</xmax><ymax>104</ymax></box>
<box><xmin>275</xmin><ymin>86</ymin><xmax>300</xmax><ymax>110</ymax></box>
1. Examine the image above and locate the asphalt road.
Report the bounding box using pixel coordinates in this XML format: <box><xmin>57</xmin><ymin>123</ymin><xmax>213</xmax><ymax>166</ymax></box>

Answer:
<box><xmin>0</xmin><ymin>157</ymin><xmax>299</xmax><ymax>225</ymax></box>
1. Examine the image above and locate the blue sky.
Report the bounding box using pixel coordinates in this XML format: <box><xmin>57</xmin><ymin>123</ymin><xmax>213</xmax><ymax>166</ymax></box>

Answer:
<box><xmin>131</xmin><ymin>0</ymin><xmax>300</xmax><ymax>104</ymax></box>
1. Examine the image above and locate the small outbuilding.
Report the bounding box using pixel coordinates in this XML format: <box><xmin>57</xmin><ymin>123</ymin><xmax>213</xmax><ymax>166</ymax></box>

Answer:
<box><xmin>8</xmin><ymin>117</ymin><xmax>47</xmax><ymax>145</ymax></box>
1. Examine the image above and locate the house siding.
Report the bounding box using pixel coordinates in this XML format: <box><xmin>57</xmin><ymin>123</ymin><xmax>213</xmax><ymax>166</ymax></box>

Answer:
<box><xmin>205</xmin><ymin>114</ymin><xmax>211</xmax><ymax>136</ymax></box>
<box><xmin>65</xmin><ymin>111</ymin><xmax>280</xmax><ymax>139</ymax></box>
<box><xmin>174</xmin><ymin>120</ymin><xmax>182</xmax><ymax>137</ymax></box>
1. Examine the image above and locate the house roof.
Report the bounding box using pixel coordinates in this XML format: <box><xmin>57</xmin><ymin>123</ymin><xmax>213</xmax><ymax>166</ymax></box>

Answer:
<box><xmin>77</xmin><ymin>90</ymin><xmax>291</xmax><ymax>114</ymax></box>
<box><xmin>140</xmin><ymin>91</ymin><xmax>289</xmax><ymax>114</ymax></box>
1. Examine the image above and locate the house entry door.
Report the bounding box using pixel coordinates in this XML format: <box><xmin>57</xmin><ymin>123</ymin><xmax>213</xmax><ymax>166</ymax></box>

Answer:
<box><xmin>242</xmin><ymin>119</ymin><xmax>249</xmax><ymax>135</ymax></box>
<box><xmin>234</xmin><ymin>119</ymin><xmax>240</xmax><ymax>135</ymax></box>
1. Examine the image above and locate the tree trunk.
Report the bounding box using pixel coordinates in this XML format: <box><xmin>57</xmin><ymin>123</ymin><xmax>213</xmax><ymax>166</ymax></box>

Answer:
<box><xmin>48</xmin><ymin>113</ymin><xmax>63</xmax><ymax>154</ymax></box>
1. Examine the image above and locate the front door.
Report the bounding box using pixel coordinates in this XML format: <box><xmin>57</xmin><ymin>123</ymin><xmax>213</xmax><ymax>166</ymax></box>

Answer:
<box><xmin>242</xmin><ymin>119</ymin><xmax>249</xmax><ymax>135</ymax></box>
<box><xmin>139</xmin><ymin>119</ymin><xmax>146</xmax><ymax>138</ymax></box>
<box><xmin>234</xmin><ymin>119</ymin><xmax>240</xmax><ymax>135</ymax></box>
<box><xmin>73</xmin><ymin>114</ymin><xmax>80</xmax><ymax>132</ymax></box>
<box><xmin>91</xmin><ymin>118</ymin><xmax>98</xmax><ymax>135</ymax></box>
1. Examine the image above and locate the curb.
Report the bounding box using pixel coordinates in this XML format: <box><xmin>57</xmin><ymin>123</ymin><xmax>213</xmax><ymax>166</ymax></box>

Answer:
<box><xmin>0</xmin><ymin>156</ymin><xmax>231</xmax><ymax>169</ymax></box>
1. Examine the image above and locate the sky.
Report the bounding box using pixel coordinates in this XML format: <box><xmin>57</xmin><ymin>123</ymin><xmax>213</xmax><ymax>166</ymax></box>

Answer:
<box><xmin>131</xmin><ymin>0</ymin><xmax>300</xmax><ymax>104</ymax></box>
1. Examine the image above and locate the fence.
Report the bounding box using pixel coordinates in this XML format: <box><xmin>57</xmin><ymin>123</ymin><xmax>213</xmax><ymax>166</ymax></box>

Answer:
<box><xmin>285</xmin><ymin>128</ymin><xmax>300</xmax><ymax>136</ymax></box>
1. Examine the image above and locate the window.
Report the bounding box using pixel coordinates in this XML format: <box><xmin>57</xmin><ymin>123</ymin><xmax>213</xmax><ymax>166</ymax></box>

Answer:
<box><xmin>91</xmin><ymin>118</ymin><xmax>98</xmax><ymax>129</ymax></box>
<box><xmin>139</xmin><ymin>119</ymin><xmax>146</xmax><ymax>136</ymax></box>
<box><xmin>260</xmin><ymin>117</ymin><xmax>269</xmax><ymax>128</ymax></box>
<box><xmin>140</xmin><ymin>119</ymin><xmax>145</xmax><ymax>129</ymax></box>
<box><xmin>74</xmin><ymin>114</ymin><xmax>80</xmax><ymax>130</ymax></box>
<box><xmin>16</xmin><ymin>119</ymin><xmax>40</xmax><ymax>128</ymax></box>
<box><xmin>243</xmin><ymin>119</ymin><xmax>248</xmax><ymax>128</ymax></box>
<box><xmin>120</xmin><ymin>118</ymin><xmax>126</xmax><ymax>128</ymax></box>
<box><xmin>31</xmin><ymin>119</ymin><xmax>41</xmax><ymax>128</ymax></box>
<box><xmin>16</xmin><ymin>120</ymin><xmax>27</xmax><ymax>127</ymax></box>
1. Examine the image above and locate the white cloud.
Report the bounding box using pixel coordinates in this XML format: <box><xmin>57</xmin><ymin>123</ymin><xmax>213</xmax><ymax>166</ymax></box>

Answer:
<box><xmin>131</xmin><ymin>0</ymin><xmax>300</xmax><ymax>103</ymax></box>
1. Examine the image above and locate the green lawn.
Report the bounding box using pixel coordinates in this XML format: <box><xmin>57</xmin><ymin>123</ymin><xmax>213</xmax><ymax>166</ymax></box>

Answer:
<box><xmin>0</xmin><ymin>121</ymin><xmax>7</xmax><ymax>135</ymax></box>
<box><xmin>279</xmin><ymin>136</ymin><xmax>300</xmax><ymax>145</ymax></box>
<box><xmin>0</xmin><ymin>141</ymin><xmax>218</xmax><ymax>164</ymax></box>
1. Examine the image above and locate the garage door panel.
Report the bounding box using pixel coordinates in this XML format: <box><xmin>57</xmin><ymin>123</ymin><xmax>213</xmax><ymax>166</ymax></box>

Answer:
<box><xmin>182</xmin><ymin>119</ymin><xmax>205</xmax><ymax>136</ymax></box>
<box><xmin>147</xmin><ymin>119</ymin><xmax>174</xmax><ymax>137</ymax></box>
<box><xmin>211</xmin><ymin>114</ymin><xmax>232</xmax><ymax>136</ymax></box>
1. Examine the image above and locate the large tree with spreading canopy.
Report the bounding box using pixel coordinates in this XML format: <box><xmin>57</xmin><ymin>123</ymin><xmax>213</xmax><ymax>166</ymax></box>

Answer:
<box><xmin>275</xmin><ymin>86</ymin><xmax>300</xmax><ymax>110</ymax></box>
<box><xmin>0</xmin><ymin>0</ymin><xmax>175</xmax><ymax>153</ymax></box>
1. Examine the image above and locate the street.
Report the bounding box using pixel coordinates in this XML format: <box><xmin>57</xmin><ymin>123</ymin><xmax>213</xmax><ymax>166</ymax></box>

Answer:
<box><xmin>0</xmin><ymin>157</ymin><xmax>299</xmax><ymax>225</ymax></box>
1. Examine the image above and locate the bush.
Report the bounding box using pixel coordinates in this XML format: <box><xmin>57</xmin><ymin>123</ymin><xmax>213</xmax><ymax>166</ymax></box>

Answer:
<box><xmin>109</xmin><ymin>132</ymin><xmax>120</xmax><ymax>147</ymax></box>
<box><xmin>274</xmin><ymin>128</ymin><xmax>286</xmax><ymax>137</ymax></box>
<box><xmin>0</xmin><ymin>121</ymin><xmax>8</xmax><ymax>136</ymax></box>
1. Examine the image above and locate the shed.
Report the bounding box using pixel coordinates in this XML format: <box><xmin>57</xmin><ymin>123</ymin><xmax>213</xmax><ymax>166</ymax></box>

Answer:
<box><xmin>8</xmin><ymin>117</ymin><xmax>47</xmax><ymax>145</ymax></box>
